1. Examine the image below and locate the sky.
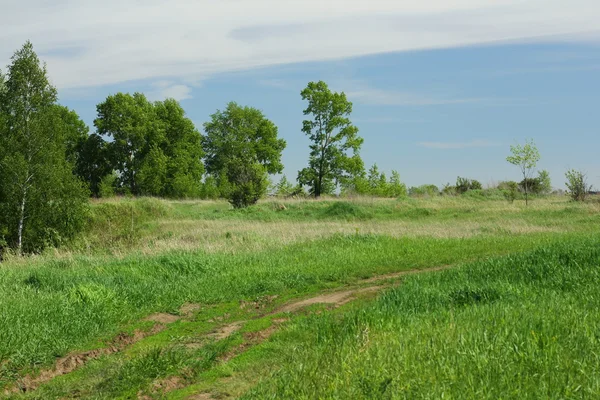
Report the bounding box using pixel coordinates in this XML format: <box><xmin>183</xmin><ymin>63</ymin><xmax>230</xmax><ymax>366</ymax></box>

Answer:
<box><xmin>1</xmin><ymin>0</ymin><xmax>600</xmax><ymax>189</ymax></box>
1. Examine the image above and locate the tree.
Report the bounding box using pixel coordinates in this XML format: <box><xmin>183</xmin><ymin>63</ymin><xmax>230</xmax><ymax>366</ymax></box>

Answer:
<box><xmin>456</xmin><ymin>177</ymin><xmax>483</xmax><ymax>194</ymax></box>
<box><xmin>203</xmin><ymin>102</ymin><xmax>286</xmax><ymax>208</ymax></box>
<box><xmin>506</xmin><ymin>139</ymin><xmax>540</xmax><ymax>206</ymax></box>
<box><xmin>297</xmin><ymin>81</ymin><xmax>364</xmax><ymax>197</ymax></box>
<box><xmin>94</xmin><ymin>92</ymin><xmax>164</xmax><ymax>195</ymax></box>
<box><xmin>275</xmin><ymin>175</ymin><xmax>295</xmax><ymax>197</ymax></box>
<box><xmin>0</xmin><ymin>42</ymin><xmax>88</xmax><ymax>253</ymax></box>
<box><xmin>409</xmin><ymin>185</ymin><xmax>439</xmax><ymax>197</ymax></box>
<box><xmin>94</xmin><ymin>94</ymin><xmax>203</xmax><ymax>198</ymax></box>
<box><xmin>537</xmin><ymin>170</ymin><xmax>552</xmax><ymax>195</ymax></box>
<box><xmin>389</xmin><ymin>171</ymin><xmax>408</xmax><ymax>198</ymax></box>
<box><xmin>154</xmin><ymin>99</ymin><xmax>204</xmax><ymax>198</ymax></box>
<box><xmin>75</xmin><ymin>133</ymin><xmax>112</xmax><ymax>197</ymax></box>
<box><xmin>565</xmin><ymin>169</ymin><xmax>592</xmax><ymax>202</ymax></box>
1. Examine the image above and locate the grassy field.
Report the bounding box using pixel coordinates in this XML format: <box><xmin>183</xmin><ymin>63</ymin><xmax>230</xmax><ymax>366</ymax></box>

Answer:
<box><xmin>1</xmin><ymin>196</ymin><xmax>599</xmax><ymax>398</ymax></box>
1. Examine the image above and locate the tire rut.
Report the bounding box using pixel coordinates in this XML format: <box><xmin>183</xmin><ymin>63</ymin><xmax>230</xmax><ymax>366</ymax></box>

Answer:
<box><xmin>6</xmin><ymin>265</ymin><xmax>451</xmax><ymax>396</ymax></box>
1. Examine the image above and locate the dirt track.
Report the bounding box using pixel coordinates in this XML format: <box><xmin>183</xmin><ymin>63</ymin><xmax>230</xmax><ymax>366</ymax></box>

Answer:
<box><xmin>5</xmin><ymin>265</ymin><xmax>452</xmax><ymax>396</ymax></box>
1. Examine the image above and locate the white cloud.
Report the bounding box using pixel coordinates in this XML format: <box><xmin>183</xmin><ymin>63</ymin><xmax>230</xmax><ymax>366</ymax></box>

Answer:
<box><xmin>147</xmin><ymin>81</ymin><xmax>193</xmax><ymax>101</ymax></box>
<box><xmin>417</xmin><ymin>140</ymin><xmax>501</xmax><ymax>149</ymax></box>
<box><xmin>1</xmin><ymin>0</ymin><xmax>599</xmax><ymax>90</ymax></box>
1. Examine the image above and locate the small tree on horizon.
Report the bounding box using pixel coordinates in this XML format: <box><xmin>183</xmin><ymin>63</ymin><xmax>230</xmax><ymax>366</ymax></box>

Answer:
<box><xmin>506</xmin><ymin>139</ymin><xmax>540</xmax><ymax>206</ymax></box>
<box><xmin>565</xmin><ymin>169</ymin><xmax>592</xmax><ymax>202</ymax></box>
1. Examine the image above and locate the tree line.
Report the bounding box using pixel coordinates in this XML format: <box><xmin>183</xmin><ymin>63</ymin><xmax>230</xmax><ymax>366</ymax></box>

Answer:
<box><xmin>0</xmin><ymin>42</ymin><xmax>594</xmax><ymax>254</ymax></box>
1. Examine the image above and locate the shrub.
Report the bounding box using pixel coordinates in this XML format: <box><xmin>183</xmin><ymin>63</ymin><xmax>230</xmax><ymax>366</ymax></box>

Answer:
<box><xmin>98</xmin><ymin>172</ymin><xmax>117</xmax><ymax>198</ymax></box>
<box><xmin>409</xmin><ymin>185</ymin><xmax>439</xmax><ymax>197</ymax></box>
<box><xmin>455</xmin><ymin>177</ymin><xmax>482</xmax><ymax>194</ymax></box>
<box><xmin>498</xmin><ymin>181</ymin><xmax>520</xmax><ymax>203</ymax></box>
<box><xmin>565</xmin><ymin>169</ymin><xmax>592</xmax><ymax>202</ymax></box>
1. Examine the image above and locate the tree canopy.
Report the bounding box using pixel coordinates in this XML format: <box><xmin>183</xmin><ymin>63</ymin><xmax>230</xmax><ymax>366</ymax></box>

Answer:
<box><xmin>203</xmin><ymin>102</ymin><xmax>286</xmax><ymax>208</ymax></box>
<box><xmin>0</xmin><ymin>42</ymin><xmax>88</xmax><ymax>253</ymax></box>
<box><xmin>93</xmin><ymin>93</ymin><xmax>204</xmax><ymax>198</ymax></box>
<box><xmin>297</xmin><ymin>81</ymin><xmax>364</xmax><ymax>197</ymax></box>
<box><xmin>506</xmin><ymin>139</ymin><xmax>540</xmax><ymax>206</ymax></box>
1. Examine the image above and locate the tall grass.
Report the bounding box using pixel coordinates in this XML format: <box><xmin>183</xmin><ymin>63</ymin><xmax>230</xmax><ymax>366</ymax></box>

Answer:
<box><xmin>244</xmin><ymin>238</ymin><xmax>600</xmax><ymax>399</ymax></box>
<box><xmin>0</xmin><ymin>232</ymin><xmax>582</xmax><ymax>387</ymax></box>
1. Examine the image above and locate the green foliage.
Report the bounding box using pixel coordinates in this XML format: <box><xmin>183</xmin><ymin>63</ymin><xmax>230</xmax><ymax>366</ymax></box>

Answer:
<box><xmin>506</xmin><ymin>139</ymin><xmax>540</xmax><ymax>205</ymax></box>
<box><xmin>155</xmin><ymin>99</ymin><xmax>205</xmax><ymax>198</ymax></box>
<box><xmin>518</xmin><ymin>170</ymin><xmax>552</xmax><ymax>196</ymax></box>
<box><xmin>565</xmin><ymin>169</ymin><xmax>592</xmax><ymax>202</ymax></box>
<box><xmin>274</xmin><ymin>175</ymin><xmax>295</xmax><ymax>197</ymax></box>
<box><xmin>202</xmin><ymin>102</ymin><xmax>286</xmax><ymax>208</ymax></box>
<box><xmin>297</xmin><ymin>81</ymin><xmax>364</xmax><ymax>197</ymax></box>
<box><xmin>537</xmin><ymin>169</ymin><xmax>552</xmax><ymax>194</ymax></box>
<box><xmin>75</xmin><ymin>133</ymin><xmax>112</xmax><ymax>197</ymax></box>
<box><xmin>98</xmin><ymin>172</ymin><xmax>117</xmax><ymax>198</ymax></box>
<box><xmin>409</xmin><ymin>184</ymin><xmax>439</xmax><ymax>197</ymax></box>
<box><xmin>388</xmin><ymin>170</ymin><xmax>408</xmax><ymax>198</ymax></box>
<box><xmin>341</xmin><ymin>166</ymin><xmax>406</xmax><ymax>198</ymax></box>
<box><xmin>94</xmin><ymin>94</ymin><xmax>203</xmax><ymax>198</ymax></box>
<box><xmin>0</xmin><ymin>42</ymin><xmax>89</xmax><ymax>253</ymax></box>
<box><xmin>455</xmin><ymin>176</ymin><xmax>483</xmax><ymax>194</ymax></box>
<box><xmin>200</xmin><ymin>175</ymin><xmax>220</xmax><ymax>200</ymax></box>
<box><xmin>498</xmin><ymin>180</ymin><xmax>520</xmax><ymax>203</ymax></box>
<box><xmin>227</xmin><ymin>163</ymin><xmax>270</xmax><ymax>209</ymax></box>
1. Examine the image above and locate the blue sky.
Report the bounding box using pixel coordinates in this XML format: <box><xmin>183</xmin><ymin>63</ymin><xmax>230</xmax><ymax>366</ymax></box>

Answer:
<box><xmin>2</xmin><ymin>1</ymin><xmax>599</xmax><ymax>189</ymax></box>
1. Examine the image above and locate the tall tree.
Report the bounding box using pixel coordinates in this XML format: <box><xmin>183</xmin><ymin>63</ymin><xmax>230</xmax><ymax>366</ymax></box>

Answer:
<box><xmin>94</xmin><ymin>92</ymin><xmax>164</xmax><ymax>195</ymax></box>
<box><xmin>297</xmin><ymin>81</ymin><xmax>364</xmax><ymax>197</ymax></box>
<box><xmin>154</xmin><ymin>99</ymin><xmax>204</xmax><ymax>198</ymax></box>
<box><xmin>389</xmin><ymin>170</ymin><xmax>407</xmax><ymax>198</ymax></box>
<box><xmin>203</xmin><ymin>102</ymin><xmax>286</xmax><ymax>208</ymax></box>
<box><xmin>94</xmin><ymin>94</ymin><xmax>203</xmax><ymax>198</ymax></box>
<box><xmin>0</xmin><ymin>42</ymin><xmax>88</xmax><ymax>253</ymax></box>
<box><xmin>75</xmin><ymin>133</ymin><xmax>112</xmax><ymax>197</ymax></box>
<box><xmin>506</xmin><ymin>139</ymin><xmax>540</xmax><ymax>206</ymax></box>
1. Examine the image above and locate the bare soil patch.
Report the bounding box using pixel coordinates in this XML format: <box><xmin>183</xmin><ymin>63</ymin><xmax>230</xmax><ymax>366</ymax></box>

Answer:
<box><xmin>145</xmin><ymin>313</ymin><xmax>180</xmax><ymax>324</ymax></box>
<box><xmin>6</xmin><ymin>323</ymin><xmax>165</xmax><ymax>395</ymax></box>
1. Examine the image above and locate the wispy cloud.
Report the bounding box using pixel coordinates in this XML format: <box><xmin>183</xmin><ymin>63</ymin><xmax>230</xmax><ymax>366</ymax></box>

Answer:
<box><xmin>347</xmin><ymin>87</ymin><xmax>484</xmax><ymax>106</ymax></box>
<box><xmin>417</xmin><ymin>140</ymin><xmax>501</xmax><ymax>149</ymax></box>
<box><xmin>1</xmin><ymin>1</ymin><xmax>599</xmax><ymax>90</ymax></box>
<box><xmin>147</xmin><ymin>81</ymin><xmax>193</xmax><ymax>101</ymax></box>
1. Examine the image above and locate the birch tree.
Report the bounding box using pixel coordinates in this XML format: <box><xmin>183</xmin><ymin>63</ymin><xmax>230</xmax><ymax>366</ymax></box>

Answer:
<box><xmin>0</xmin><ymin>42</ymin><xmax>88</xmax><ymax>253</ymax></box>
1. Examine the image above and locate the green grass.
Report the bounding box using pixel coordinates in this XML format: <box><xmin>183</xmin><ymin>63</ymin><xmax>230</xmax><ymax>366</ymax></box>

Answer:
<box><xmin>2</xmin><ymin>232</ymin><xmax>576</xmax><ymax>388</ymax></box>
<box><xmin>1</xmin><ymin>195</ymin><xmax>599</xmax><ymax>398</ymax></box>
<box><xmin>242</xmin><ymin>237</ymin><xmax>600</xmax><ymax>399</ymax></box>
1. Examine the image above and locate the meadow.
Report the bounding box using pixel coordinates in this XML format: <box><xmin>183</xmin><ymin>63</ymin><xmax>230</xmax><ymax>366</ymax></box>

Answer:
<box><xmin>1</xmin><ymin>195</ymin><xmax>599</xmax><ymax>399</ymax></box>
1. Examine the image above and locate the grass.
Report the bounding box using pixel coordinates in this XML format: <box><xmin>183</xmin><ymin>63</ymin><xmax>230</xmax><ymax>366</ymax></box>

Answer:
<box><xmin>242</xmin><ymin>237</ymin><xmax>600</xmax><ymax>399</ymax></box>
<box><xmin>14</xmin><ymin>195</ymin><xmax>595</xmax><ymax>258</ymax></box>
<box><xmin>1</xmin><ymin>195</ymin><xmax>599</xmax><ymax>398</ymax></box>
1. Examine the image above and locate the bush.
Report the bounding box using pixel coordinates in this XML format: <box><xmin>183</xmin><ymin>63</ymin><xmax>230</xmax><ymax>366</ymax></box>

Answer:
<box><xmin>409</xmin><ymin>185</ymin><xmax>439</xmax><ymax>197</ymax></box>
<box><xmin>455</xmin><ymin>177</ymin><xmax>482</xmax><ymax>194</ymax></box>
<box><xmin>98</xmin><ymin>172</ymin><xmax>117</xmax><ymax>198</ymax></box>
<box><xmin>498</xmin><ymin>181</ymin><xmax>519</xmax><ymax>203</ymax></box>
<box><xmin>565</xmin><ymin>169</ymin><xmax>592</xmax><ymax>202</ymax></box>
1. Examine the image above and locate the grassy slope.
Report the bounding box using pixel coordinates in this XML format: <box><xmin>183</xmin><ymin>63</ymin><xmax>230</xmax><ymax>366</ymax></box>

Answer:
<box><xmin>242</xmin><ymin>238</ymin><xmax>600</xmax><ymax>399</ymax></box>
<box><xmin>1</xmin><ymin>196</ymin><xmax>599</xmax><ymax>396</ymax></box>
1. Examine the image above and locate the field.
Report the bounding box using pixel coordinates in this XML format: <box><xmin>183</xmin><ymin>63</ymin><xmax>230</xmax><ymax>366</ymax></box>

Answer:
<box><xmin>1</xmin><ymin>196</ymin><xmax>599</xmax><ymax>399</ymax></box>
